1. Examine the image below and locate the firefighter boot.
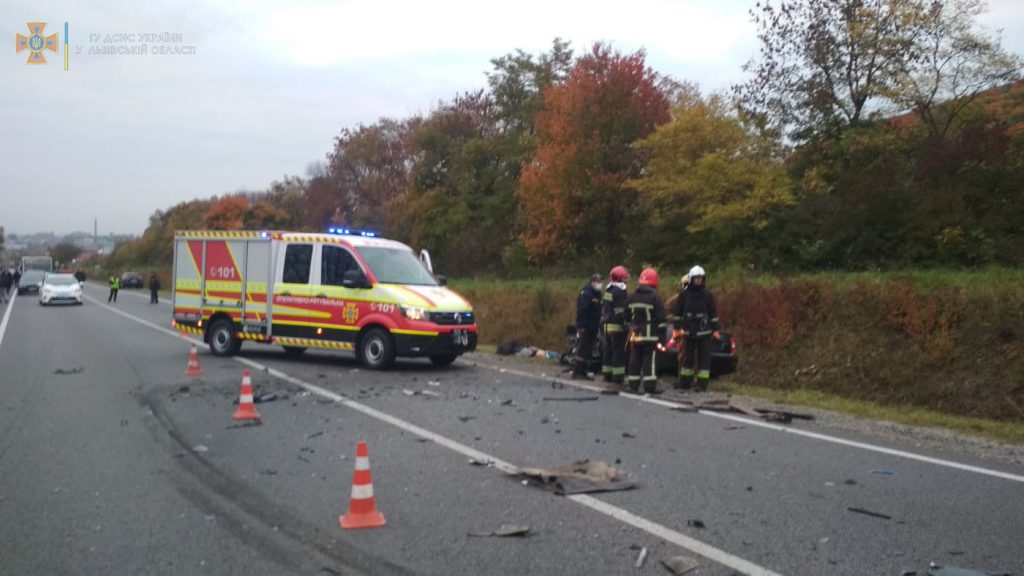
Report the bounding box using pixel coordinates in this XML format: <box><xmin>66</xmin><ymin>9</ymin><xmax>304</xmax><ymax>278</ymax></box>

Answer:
<box><xmin>675</xmin><ymin>370</ymin><xmax>694</xmax><ymax>391</ymax></box>
<box><xmin>695</xmin><ymin>371</ymin><xmax>710</xmax><ymax>392</ymax></box>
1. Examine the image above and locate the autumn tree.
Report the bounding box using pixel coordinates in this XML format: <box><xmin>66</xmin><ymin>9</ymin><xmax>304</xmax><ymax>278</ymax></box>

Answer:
<box><xmin>202</xmin><ymin>196</ymin><xmax>248</xmax><ymax>230</ymax></box>
<box><xmin>50</xmin><ymin>242</ymin><xmax>83</xmax><ymax>266</ymax></box>
<box><xmin>737</xmin><ymin>0</ymin><xmax>921</xmax><ymax>140</ymax></box>
<box><xmin>631</xmin><ymin>89</ymin><xmax>794</xmax><ymax>264</ymax></box>
<box><xmin>518</xmin><ymin>43</ymin><xmax>672</xmax><ymax>262</ymax></box>
<box><xmin>891</xmin><ymin>0</ymin><xmax>1020</xmax><ymax>138</ymax></box>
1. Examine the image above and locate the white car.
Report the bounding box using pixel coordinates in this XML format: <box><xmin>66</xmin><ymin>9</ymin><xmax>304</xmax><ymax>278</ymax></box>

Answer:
<box><xmin>39</xmin><ymin>274</ymin><xmax>84</xmax><ymax>306</ymax></box>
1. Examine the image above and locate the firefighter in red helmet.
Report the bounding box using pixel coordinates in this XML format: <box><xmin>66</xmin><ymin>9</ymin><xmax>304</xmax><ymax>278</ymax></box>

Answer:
<box><xmin>626</xmin><ymin>268</ymin><xmax>667</xmax><ymax>394</ymax></box>
<box><xmin>600</xmin><ymin>266</ymin><xmax>629</xmax><ymax>385</ymax></box>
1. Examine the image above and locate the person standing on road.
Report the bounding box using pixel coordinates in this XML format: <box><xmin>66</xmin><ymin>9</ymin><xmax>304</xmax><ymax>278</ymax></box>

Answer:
<box><xmin>673</xmin><ymin>265</ymin><xmax>720</xmax><ymax>392</ymax></box>
<box><xmin>572</xmin><ymin>274</ymin><xmax>604</xmax><ymax>380</ymax></box>
<box><xmin>0</xmin><ymin>269</ymin><xmax>11</xmax><ymax>303</ymax></box>
<box><xmin>601</xmin><ymin>266</ymin><xmax>630</xmax><ymax>385</ymax></box>
<box><xmin>74</xmin><ymin>269</ymin><xmax>86</xmax><ymax>284</ymax></box>
<box><xmin>13</xmin><ymin>268</ymin><xmax>21</xmax><ymax>290</ymax></box>
<box><xmin>626</xmin><ymin>268</ymin><xmax>667</xmax><ymax>394</ymax></box>
<box><xmin>148</xmin><ymin>272</ymin><xmax>161</xmax><ymax>304</ymax></box>
<box><xmin>108</xmin><ymin>275</ymin><xmax>120</xmax><ymax>303</ymax></box>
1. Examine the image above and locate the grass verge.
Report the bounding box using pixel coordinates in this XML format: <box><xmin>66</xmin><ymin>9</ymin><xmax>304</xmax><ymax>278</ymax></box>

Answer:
<box><xmin>714</xmin><ymin>382</ymin><xmax>1024</xmax><ymax>446</ymax></box>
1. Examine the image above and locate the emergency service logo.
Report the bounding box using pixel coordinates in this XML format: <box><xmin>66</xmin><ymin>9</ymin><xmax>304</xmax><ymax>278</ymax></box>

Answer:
<box><xmin>16</xmin><ymin>22</ymin><xmax>58</xmax><ymax>64</ymax></box>
<box><xmin>343</xmin><ymin>303</ymin><xmax>359</xmax><ymax>325</ymax></box>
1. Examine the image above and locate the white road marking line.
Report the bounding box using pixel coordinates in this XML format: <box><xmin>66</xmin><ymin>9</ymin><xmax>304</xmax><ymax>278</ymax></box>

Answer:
<box><xmin>469</xmin><ymin>360</ymin><xmax>1024</xmax><ymax>485</ymax></box>
<box><xmin>88</xmin><ymin>294</ymin><xmax>783</xmax><ymax>576</ymax></box>
<box><xmin>0</xmin><ymin>291</ymin><xmax>16</xmax><ymax>352</ymax></box>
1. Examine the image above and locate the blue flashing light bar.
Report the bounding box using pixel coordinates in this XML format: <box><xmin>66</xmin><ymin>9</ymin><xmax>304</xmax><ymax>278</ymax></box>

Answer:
<box><xmin>327</xmin><ymin>228</ymin><xmax>376</xmax><ymax>238</ymax></box>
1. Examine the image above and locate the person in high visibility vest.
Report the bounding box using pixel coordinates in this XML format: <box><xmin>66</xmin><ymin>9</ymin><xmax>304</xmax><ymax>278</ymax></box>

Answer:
<box><xmin>672</xmin><ymin>265</ymin><xmax>720</xmax><ymax>391</ymax></box>
<box><xmin>108</xmin><ymin>275</ymin><xmax>120</xmax><ymax>303</ymax></box>
<box><xmin>626</xmin><ymin>268</ymin><xmax>667</xmax><ymax>394</ymax></box>
<box><xmin>600</xmin><ymin>266</ymin><xmax>629</xmax><ymax>385</ymax></box>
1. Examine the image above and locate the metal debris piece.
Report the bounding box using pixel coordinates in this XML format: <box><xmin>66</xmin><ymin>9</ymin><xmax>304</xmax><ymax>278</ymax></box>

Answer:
<box><xmin>542</xmin><ymin>396</ymin><xmax>600</xmax><ymax>402</ymax></box>
<box><xmin>420</xmin><ymin>390</ymin><xmax>441</xmax><ymax>398</ymax></box>
<box><xmin>847</xmin><ymin>507</ymin><xmax>892</xmax><ymax>520</ymax></box>
<box><xmin>191</xmin><ymin>444</ymin><xmax>209</xmax><ymax>453</ymax></box>
<box><xmin>687</xmin><ymin>519</ymin><xmax>705</xmax><ymax>529</ymax></box>
<box><xmin>622</xmin><ymin>432</ymin><xmax>636</xmax><ymax>439</ymax></box>
<box><xmin>254</xmin><ymin>392</ymin><xmax>278</xmax><ymax>403</ymax></box>
<box><xmin>53</xmin><ymin>366</ymin><xmax>84</xmax><ymax>375</ymax></box>
<box><xmin>402</xmin><ymin>389</ymin><xmax>417</xmax><ymax>396</ymax></box>
<box><xmin>427</xmin><ymin>380</ymin><xmax>441</xmax><ymax>387</ymax></box>
<box><xmin>508</xmin><ymin>459</ymin><xmax>636</xmax><ymax>495</ymax></box>
<box><xmin>468</xmin><ymin>458</ymin><xmax>496</xmax><ymax>467</ymax></box>
<box><xmin>457</xmin><ymin>415</ymin><xmax>476</xmax><ymax>423</ymax></box>
<box><xmin>468</xmin><ymin>523</ymin><xmax>530</xmax><ymax>538</ymax></box>
<box><xmin>661</xmin><ymin>555</ymin><xmax>700</xmax><ymax>575</ymax></box>
<box><xmin>634</xmin><ymin>547</ymin><xmax>649</xmax><ymax>569</ymax></box>
<box><xmin>306</xmin><ymin>431</ymin><xmax>324</xmax><ymax>439</ymax></box>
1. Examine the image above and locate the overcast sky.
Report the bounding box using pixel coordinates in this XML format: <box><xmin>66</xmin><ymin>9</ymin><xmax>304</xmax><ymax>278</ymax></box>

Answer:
<box><xmin>3</xmin><ymin>0</ymin><xmax>1023</xmax><ymax>236</ymax></box>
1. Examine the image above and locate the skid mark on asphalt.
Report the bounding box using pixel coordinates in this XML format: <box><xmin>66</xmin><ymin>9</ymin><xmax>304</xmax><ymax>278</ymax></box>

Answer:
<box><xmin>85</xmin><ymin>293</ymin><xmax>783</xmax><ymax>576</ymax></box>
<box><xmin>472</xmin><ymin>362</ymin><xmax>1024</xmax><ymax>485</ymax></box>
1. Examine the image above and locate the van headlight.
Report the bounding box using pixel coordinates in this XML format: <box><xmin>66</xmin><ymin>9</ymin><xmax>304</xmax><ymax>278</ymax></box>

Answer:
<box><xmin>400</xmin><ymin>305</ymin><xmax>430</xmax><ymax>321</ymax></box>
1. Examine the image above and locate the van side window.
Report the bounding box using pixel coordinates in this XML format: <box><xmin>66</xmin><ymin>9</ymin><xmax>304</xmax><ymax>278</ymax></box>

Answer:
<box><xmin>282</xmin><ymin>244</ymin><xmax>312</xmax><ymax>284</ymax></box>
<box><xmin>321</xmin><ymin>245</ymin><xmax>361</xmax><ymax>286</ymax></box>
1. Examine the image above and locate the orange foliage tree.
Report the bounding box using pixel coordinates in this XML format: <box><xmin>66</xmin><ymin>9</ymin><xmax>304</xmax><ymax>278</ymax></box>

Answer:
<box><xmin>517</xmin><ymin>43</ymin><xmax>672</xmax><ymax>262</ymax></box>
<box><xmin>203</xmin><ymin>196</ymin><xmax>248</xmax><ymax>230</ymax></box>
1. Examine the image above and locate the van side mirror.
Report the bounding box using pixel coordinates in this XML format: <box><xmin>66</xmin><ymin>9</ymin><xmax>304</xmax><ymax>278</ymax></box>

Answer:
<box><xmin>342</xmin><ymin>269</ymin><xmax>371</xmax><ymax>289</ymax></box>
<box><xmin>436</xmin><ymin>274</ymin><xmax>447</xmax><ymax>287</ymax></box>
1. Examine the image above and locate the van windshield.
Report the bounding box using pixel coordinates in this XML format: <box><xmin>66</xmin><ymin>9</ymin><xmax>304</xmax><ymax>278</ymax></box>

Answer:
<box><xmin>359</xmin><ymin>247</ymin><xmax>437</xmax><ymax>286</ymax></box>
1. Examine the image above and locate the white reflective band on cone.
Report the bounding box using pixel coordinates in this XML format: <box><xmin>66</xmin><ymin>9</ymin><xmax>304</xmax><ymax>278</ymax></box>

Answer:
<box><xmin>350</xmin><ymin>484</ymin><xmax>374</xmax><ymax>500</ymax></box>
<box><xmin>355</xmin><ymin>457</ymin><xmax>370</xmax><ymax>471</ymax></box>
<box><xmin>240</xmin><ymin>394</ymin><xmax>254</xmax><ymax>404</ymax></box>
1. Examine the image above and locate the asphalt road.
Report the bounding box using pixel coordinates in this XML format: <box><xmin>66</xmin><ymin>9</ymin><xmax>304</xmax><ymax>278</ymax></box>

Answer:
<box><xmin>1</xmin><ymin>283</ymin><xmax>1022</xmax><ymax>576</ymax></box>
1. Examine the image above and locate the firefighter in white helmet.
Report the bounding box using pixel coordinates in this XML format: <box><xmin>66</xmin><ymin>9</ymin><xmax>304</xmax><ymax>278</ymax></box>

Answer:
<box><xmin>671</xmin><ymin>265</ymin><xmax>720</xmax><ymax>391</ymax></box>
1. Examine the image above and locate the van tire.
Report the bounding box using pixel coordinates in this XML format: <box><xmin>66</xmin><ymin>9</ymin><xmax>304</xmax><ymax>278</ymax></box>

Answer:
<box><xmin>209</xmin><ymin>319</ymin><xmax>241</xmax><ymax>357</ymax></box>
<box><xmin>359</xmin><ymin>328</ymin><xmax>395</xmax><ymax>370</ymax></box>
<box><xmin>429</xmin><ymin>354</ymin><xmax>458</xmax><ymax>367</ymax></box>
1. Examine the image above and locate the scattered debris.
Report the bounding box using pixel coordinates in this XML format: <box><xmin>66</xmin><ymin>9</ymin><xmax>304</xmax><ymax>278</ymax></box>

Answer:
<box><xmin>927</xmin><ymin>566</ymin><xmax>1012</xmax><ymax>576</ymax></box>
<box><xmin>508</xmin><ymin>460</ymin><xmax>636</xmax><ymax>495</ymax></box>
<box><xmin>427</xmin><ymin>380</ymin><xmax>441</xmax><ymax>387</ymax></box>
<box><xmin>844</xmin><ymin>479</ymin><xmax>858</xmax><ymax>485</ymax></box>
<box><xmin>53</xmin><ymin>366</ymin><xmax>84</xmax><ymax>375</ymax></box>
<box><xmin>687</xmin><ymin>519</ymin><xmax>706</xmax><ymax>529</ymax></box>
<box><xmin>870</xmin><ymin>469</ymin><xmax>896</xmax><ymax>476</ymax></box>
<box><xmin>634</xmin><ymin>546</ymin><xmax>649</xmax><ymax>569</ymax></box>
<box><xmin>468</xmin><ymin>524</ymin><xmax>530</xmax><ymax>538</ymax></box>
<box><xmin>622</xmin><ymin>432</ymin><xmax>636</xmax><ymax>439</ymax></box>
<box><xmin>847</xmin><ymin>506</ymin><xmax>892</xmax><ymax>520</ymax></box>
<box><xmin>661</xmin><ymin>555</ymin><xmax>700</xmax><ymax>575</ymax></box>
<box><xmin>258</xmin><ymin>469</ymin><xmax>278</xmax><ymax>476</ymax></box>
<box><xmin>724</xmin><ymin>425</ymin><xmax>745</xmax><ymax>431</ymax></box>
<box><xmin>420</xmin><ymin>390</ymin><xmax>442</xmax><ymax>398</ymax></box>
<box><xmin>542</xmin><ymin>396</ymin><xmax>600</xmax><ymax>402</ymax></box>
<box><xmin>414</xmin><ymin>438</ymin><xmax>432</xmax><ymax>443</ymax></box>
<box><xmin>468</xmin><ymin>458</ymin><xmax>496</xmax><ymax>467</ymax></box>
<box><xmin>665</xmin><ymin>396</ymin><xmax>813</xmax><ymax>423</ymax></box>
<box><xmin>500</xmin><ymin>399</ymin><xmax>516</xmax><ymax>406</ymax></box>
<box><xmin>306</xmin><ymin>431</ymin><xmax>324</xmax><ymax>439</ymax></box>
<box><xmin>191</xmin><ymin>444</ymin><xmax>209</xmax><ymax>453</ymax></box>
<box><xmin>402</xmin><ymin>389</ymin><xmax>417</xmax><ymax>396</ymax></box>
<box><xmin>254</xmin><ymin>392</ymin><xmax>279</xmax><ymax>403</ymax></box>
<box><xmin>178</xmin><ymin>385</ymin><xmax>191</xmax><ymax>393</ymax></box>
<box><xmin>457</xmin><ymin>415</ymin><xmax>476</xmax><ymax>423</ymax></box>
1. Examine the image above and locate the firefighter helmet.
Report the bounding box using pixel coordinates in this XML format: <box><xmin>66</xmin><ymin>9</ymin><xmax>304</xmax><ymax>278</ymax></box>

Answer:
<box><xmin>610</xmin><ymin>265</ymin><xmax>629</xmax><ymax>282</ymax></box>
<box><xmin>688</xmin><ymin>265</ymin><xmax>706</xmax><ymax>278</ymax></box>
<box><xmin>639</xmin><ymin>268</ymin><xmax>659</xmax><ymax>287</ymax></box>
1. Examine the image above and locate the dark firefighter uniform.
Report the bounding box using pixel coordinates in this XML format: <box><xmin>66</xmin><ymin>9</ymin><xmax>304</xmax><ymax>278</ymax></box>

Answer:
<box><xmin>673</xmin><ymin>275</ymin><xmax>719</xmax><ymax>391</ymax></box>
<box><xmin>601</xmin><ymin>280</ymin><xmax>628</xmax><ymax>384</ymax></box>
<box><xmin>573</xmin><ymin>275</ymin><xmax>603</xmax><ymax>379</ymax></box>
<box><xmin>626</xmin><ymin>271</ymin><xmax>666</xmax><ymax>394</ymax></box>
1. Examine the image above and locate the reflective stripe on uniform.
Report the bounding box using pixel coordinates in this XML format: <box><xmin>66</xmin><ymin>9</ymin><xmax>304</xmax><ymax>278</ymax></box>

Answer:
<box><xmin>611</xmin><ymin>367</ymin><xmax>626</xmax><ymax>376</ymax></box>
<box><xmin>605</xmin><ymin>324</ymin><xmax>624</xmax><ymax>332</ymax></box>
<box><xmin>680</xmin><ymin>368</ymin><xmax>695</xmax><ymax>377</ymax></box>
<box><xmin>698</xmin><ymin>371</ymin><xmax>710</xmax><ymax>379</ymax></box>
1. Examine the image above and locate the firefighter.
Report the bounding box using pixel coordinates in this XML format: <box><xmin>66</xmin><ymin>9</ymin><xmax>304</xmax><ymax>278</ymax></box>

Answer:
<box><xmin>572</xmin><ymin>273</ymin><xmax>603</xmax><ymax>380</ymax></box>
<box><xmin>600</xmin><ymin>266</ymin><xmax>629</xmax><ymax>385</ymax></box>
<box><xmin>626</xmin><ymin>268</ymin><xmax>667</xmax><ymax>394</ymax></box>
<box><xmin>672</xmin><ymin>265</ymin><xmax>720</xmax><ymax>392</ymax></box>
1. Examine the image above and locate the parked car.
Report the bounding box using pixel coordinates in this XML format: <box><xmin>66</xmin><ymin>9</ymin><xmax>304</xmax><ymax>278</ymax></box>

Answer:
<box><xmin>120</xmin><ymin>272</ymin><xmax>144</xmax><ymax>288</ymax></box>
<box><xmin>17</xmin><ymin>269</ymin><xmax>47</xmax><ymax>296</ymax></box>
<box><xmin>563</xmin><ymin>324</ymin><xmax>738</xmax><ymax>377</ymax></box>
<box><xmin>39</xmin><ymin>274</ymin><xmax>83</xmax><ymax>306</ymax></box>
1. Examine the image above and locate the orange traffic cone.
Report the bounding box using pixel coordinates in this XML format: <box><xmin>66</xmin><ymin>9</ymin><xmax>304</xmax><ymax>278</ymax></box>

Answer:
<box><xmin>184</xmin><ymin>343</ymin><xmax>204</xmax><ymax>377</ymax></box>
<box><xmin>232</xmin><ymin>369</ymin><xmax>262</xmax><ymax>421</ymax></box>
<box><xmin>339</xmin><ymin>440</ymin><xmax>386</xmax><ymax>530</ymax></box>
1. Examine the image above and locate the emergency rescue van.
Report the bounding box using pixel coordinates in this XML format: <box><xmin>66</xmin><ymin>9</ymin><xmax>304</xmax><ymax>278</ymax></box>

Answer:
<box><xmin>171</xmin><ymin>229</ymin><xmax>477</xmax><ymax>369</ymax></box>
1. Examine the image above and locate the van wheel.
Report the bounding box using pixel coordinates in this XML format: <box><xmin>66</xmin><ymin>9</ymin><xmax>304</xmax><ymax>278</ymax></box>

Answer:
<box><xmin>282</xmin><ymin>346</ymin><xmax>307</xmax><ymax>356</ymax></box>
<box><xmin>429</xmin><ymin>354</ymin><xmax>458</xmax><ymax>367</ymax></box>
<box><xmin>208</xmin><ymin>319</ymin><xmax>241</xmax><ymax>357</ymax></box>
<box><xmin>359</xmin><ymin>328</ymin><xmax>395</xmax><ymax>370</ymax></box>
